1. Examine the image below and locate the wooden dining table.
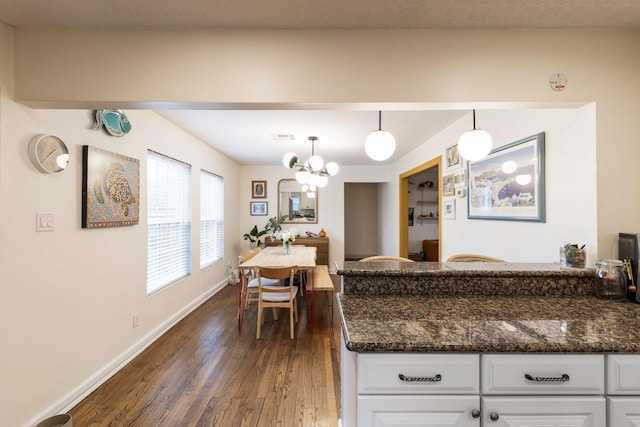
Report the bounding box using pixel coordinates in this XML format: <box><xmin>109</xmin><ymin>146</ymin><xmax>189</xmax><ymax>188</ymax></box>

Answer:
<box><xmin>237</xmin><ymin>245</ymin><xmax>318</xmax><ymax>332</ymax></box>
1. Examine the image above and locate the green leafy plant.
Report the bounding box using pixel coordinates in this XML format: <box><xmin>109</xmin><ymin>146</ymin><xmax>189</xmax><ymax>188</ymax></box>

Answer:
<box><xmin>243</xmin><ymin>215</ymin><xmax>288</xmax><ymax>248</ymax></box>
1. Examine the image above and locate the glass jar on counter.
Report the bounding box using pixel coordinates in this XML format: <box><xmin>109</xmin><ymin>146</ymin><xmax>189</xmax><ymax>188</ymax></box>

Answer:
<box><xmin>595</xmin><ymin>259</ymin><xmax>627</xmax><ymax>300</ymax></box>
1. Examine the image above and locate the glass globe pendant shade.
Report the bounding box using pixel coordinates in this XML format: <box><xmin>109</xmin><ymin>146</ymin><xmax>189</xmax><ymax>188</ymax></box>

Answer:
<box><xmin>282</xmin><ymin>152</ymin><xmax>297</xmax><ymax>168</ymax></box>
<box><xmin>316</xmin><ymin>174</ymin><xmax>329</xmax><ymax>188</ymax></box>
<box><xmin>325</xmin><ymin>161</ymin><xmax>339</xmax><ymax>176</ymax></box>
<box><xmin>458</xmin><ymin>129</ymin><xmax>492</xmax><ymax>161</ymax></box>
<box><xmin>365</xmin><ymin>130</ymin><xmax>396</xmax><ymax>161</ymax></box>
<box><xmin>308</xmin><ymin>154</ymin><xmax>324</xmax><ymax>171</ymax></box>
<box><xmin>296</xmin><ymin>170</ymin><xmax>310</xmax><ymax>184</ymax></box>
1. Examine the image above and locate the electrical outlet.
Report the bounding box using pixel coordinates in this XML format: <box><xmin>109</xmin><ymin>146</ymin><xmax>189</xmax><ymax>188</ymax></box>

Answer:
<box><xmin>133</xmin><ymin>312</ymin><xmax>140</xmax><ymax>328</ymax></box>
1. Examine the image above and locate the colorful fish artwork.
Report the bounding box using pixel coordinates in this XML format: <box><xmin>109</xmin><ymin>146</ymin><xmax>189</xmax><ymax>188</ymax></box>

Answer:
<box><xmin>93</xmin><ymin>109</ymin><xmax>132</xmax><ymax>137</ymax></box>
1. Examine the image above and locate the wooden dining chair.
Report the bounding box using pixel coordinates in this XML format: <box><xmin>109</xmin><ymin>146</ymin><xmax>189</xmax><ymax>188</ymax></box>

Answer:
<box><xmin>256</xmin><ymin>265</ymin><xmax>299</xmax><ymax>340</ymax></box>
<box><xmin>446</xmin><ymin>254</ymin><xmax>505</xmax><ymax>262</ymax></box>
<box><xmin>238</xmin><ymin>251</ymin><xmax>279</xmax><ymax>308</ymax></box>
<box><xmin>359</xmin><ymin>255</ymin><xmax>415</xmax><ymax>262</ymax></box>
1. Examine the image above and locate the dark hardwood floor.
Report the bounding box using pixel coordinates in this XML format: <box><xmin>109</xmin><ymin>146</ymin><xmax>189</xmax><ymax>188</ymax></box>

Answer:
<box><xmin>69</xmin><ymin>276</ymin><xmax>342</xmax><ymax>427</ymax></box>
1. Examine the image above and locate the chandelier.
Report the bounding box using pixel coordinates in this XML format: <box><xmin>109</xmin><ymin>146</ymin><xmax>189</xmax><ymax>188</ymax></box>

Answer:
<box><xmin>282</xmin><ymin>136</ymin><xmax>339</xmax><ymax>194</ymax></box>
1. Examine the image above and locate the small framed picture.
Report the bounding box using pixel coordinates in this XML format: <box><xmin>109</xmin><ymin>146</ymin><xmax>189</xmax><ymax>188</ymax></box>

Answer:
<box><xmin>454</xmin><ymin>170</ymin><xmax>466</xmax><ymax>188</ymax></box>
<box><xmin>443</xmin><ymin>199</ymin><xmax>456</xmax><ymax>219</ymax></box>
<box><xmin>250</xmin><ymin>201</ymin><xmax>268</xmax><ymax>216</ymax></box>
<box><xmin>252</xmin><ymin>180</ymin><xmax>267</xmax><ymax>198</ymax></box>
<box><xmin>445</xmin><ymin>143</ymin><xmax>463</xmax><ymax>171</ymax></box>
<box><xmin>442</xmin><ymin>174</ymin><xmax>455</xmax><ymax>197</ymax></box>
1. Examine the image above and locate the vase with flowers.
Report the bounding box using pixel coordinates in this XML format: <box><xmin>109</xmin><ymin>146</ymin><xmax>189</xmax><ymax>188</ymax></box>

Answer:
<box><xmin>276</xmin><ymin>227</ymin><xmax>298</xmax><ymax>255</ymax></box>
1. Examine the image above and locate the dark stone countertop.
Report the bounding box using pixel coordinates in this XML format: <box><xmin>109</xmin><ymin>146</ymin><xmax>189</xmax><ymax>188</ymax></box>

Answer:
<box><xmin>336</xmin><ymin>262</ymin><xmax>640</xmax><ymax>353</ymax></box>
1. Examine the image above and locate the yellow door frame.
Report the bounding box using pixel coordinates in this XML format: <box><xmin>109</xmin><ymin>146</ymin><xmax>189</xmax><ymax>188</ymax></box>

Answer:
<box><xmin>399</xmin><ymin>156</ymin><xmax>442</xmax><ymax>259</ymax></box>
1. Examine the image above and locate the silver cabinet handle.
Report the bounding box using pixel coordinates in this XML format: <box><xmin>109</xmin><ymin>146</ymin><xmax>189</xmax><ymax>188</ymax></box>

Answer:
<box><xmin>471</xmin><ymin>408</ymin><xmax>480</xmax><ymax>418</ymax></box>
<box><xmin>489</xmin><ymin>411</ymin><xmax>500</xmax><ymax>421</ymax></box>
<box><xmin>524</xmin><ymin>373</ymin><xmax>570</xmax><ymax>383</ymax></box>
<box><xmin>398</xmin><ymin>373</ymin><xmax>442</xmax><ymax>382</ymax></box>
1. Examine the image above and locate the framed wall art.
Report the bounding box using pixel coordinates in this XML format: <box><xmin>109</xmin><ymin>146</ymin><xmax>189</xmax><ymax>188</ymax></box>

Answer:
<box><xmin>443</xmin><ymin>199</ymin><xmax>456</xmax><ymax>219</ymax></box>
<box><xmin>250</xmin><ymin>201</ymin><xmax>268</xmax><ymax>216</ymax></box>
<box><xmin>442</xmin><ymin>174</ymin><xmax>455</xmax><ymax>197</ymax></box>
<box><xmin>445</xmin><ymin>143</ymin><xmax>463</xmax><ymax>171</ymax></box>
<box><xmin>252</xmin><ymin>180</ymin><xmax>267</xmax><ymax>198</ymax></box>
<box><xmin>82</xmin><ymin>145</ymin><xmax>140</xmax><ymax>228</ymax></box>
<box><xmin>454</xmin><ymin>170</ymin><xmax>466</xmax><ymax>188</ymax></box>
<box><xmin>467</xmin><ymin>132</ymin><xmax>545</xmax><ymax>222</ymax></box>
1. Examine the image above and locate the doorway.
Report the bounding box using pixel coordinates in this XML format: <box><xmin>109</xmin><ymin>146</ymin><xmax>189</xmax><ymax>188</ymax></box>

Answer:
<box><xmin>399</xmin><ymin>156</ymin><xmax>441</xmax><ymax>260</ymax></box>
<box><xmin>344</xmin><ymin>183</ymin><xmax>380</xmax><ymax>260</ymax></box>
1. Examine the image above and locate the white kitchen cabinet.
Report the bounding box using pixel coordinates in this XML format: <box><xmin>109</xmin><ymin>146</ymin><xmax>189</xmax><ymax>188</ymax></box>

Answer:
<box><xmin>607</xmin><ymin>354</ymin><xmax>640</xmax><ymax>394</ymax></box>
<box><xmin>608</xmin><ymin>397</ymin><xmax>640</xmax><ymax>425</ymax></box>
<box><xmin>482</xmin><ymin>396</ymin><xmax>606</xmax><ymax>426</ymax></box>
<box><xmin>482</xmin><ymin>354</ymin><xmax>604</xmax><ymax>395</ymax></box>
<box><xmin>300</xmin><ymin>191</ymin><xmax>315</xmax><ymax>209</ymax></box>
<box><xmin>354</xmin><ymin>353</ymin><xmax>480</xmax><ymax>427</ymax></box>
<box><xmin>481</xmin><ymin>355</ymin><xmax>606</xmax><ymax>426</ymax></box>
<box><xmin>607</xmin><ymin>355</ymin><xmax>640</xmax><ymax>426</ymax></box>
<box><xmin>358</xmin><ymin>395</ymin><xmax>480</xmax><ymax>427</ymax></box>
<box><xmin>341</xmin><ymin>345</ymin><xmax>640</xmax><ymax>427</ymax></box>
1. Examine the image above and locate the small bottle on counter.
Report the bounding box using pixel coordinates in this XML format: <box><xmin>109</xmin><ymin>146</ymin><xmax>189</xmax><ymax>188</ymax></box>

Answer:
<box><xmin>595</xmin><ymin>260</ymin><xmax>627</xmax><ymax>300</ymax></box>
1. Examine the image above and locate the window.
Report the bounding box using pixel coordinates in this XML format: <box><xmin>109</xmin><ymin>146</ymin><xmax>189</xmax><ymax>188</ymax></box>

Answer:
<box><xmin>147</xmin><ymin>150</ymin><xmax>192</xmax><ymax>295</ymax></box>
<box><xmin>200</xmin><ymin>170</ymin><xmax>224</xmax><ymax>268</ymax></box>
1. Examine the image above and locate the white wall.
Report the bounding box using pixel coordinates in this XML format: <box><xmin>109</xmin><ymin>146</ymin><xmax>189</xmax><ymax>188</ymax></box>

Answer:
<box><xmin>389</xmin><ymin>106</ymin><xmax>597</xmax><ymax>264</ymax></box>
<box><xmin>3</xmin><ymin>24</ymin><xmax>640</xmax><ymax>426</ymax></box>
<box><xmin>0</xmin><ymin>28</ymin><xmax>242</xmax><ymax>426</ymax></box>
<box><xmin>344</xmin><ymin>183</ymin><xmax>379</xmax><ymax>258</ymax></box>
<box><xmin>11</xmin><ymin>27</ymin><xmax>640</xmax><ymax>260</ymax></box>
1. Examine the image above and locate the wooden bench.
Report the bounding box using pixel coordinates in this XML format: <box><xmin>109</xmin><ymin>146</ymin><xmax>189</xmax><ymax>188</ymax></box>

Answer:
<box><xmin>314</xmin><ymin>265</ymin><xmax>334</xmax><ymax>324</ymax></box>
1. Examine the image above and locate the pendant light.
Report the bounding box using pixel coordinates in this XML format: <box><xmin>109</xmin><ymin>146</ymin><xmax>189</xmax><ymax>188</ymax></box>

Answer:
<box><xmin>282</xmin><ymin>136</ymin><xmax>339</xmax><ymax>191</ymax></box>
<box><xmin>458</xmin><ymin>109</ymin><xmax>493</xmax><ymax>161</ymax></box>
<box><xmin>364</xmin><ymin>111</ymin><xmax>396</xmax><ymax>161</ymax></box>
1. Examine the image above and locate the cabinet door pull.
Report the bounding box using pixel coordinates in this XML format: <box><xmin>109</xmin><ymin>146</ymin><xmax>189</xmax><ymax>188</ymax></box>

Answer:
<box><xmin>471</xmin><ymin>408</ymin><xmax>481</xmax><ymax>418</ymax></box>
<box><xmin>524</xmin><ymin>373</ymin><xmax>570</xmax><ymax>382</ymax></box>
<box><xmin>398</xmin><ymin>373</ymin><xmax>442</xmax><ymax>382</ymax></box>
<box><xmin>489</xmin><ymin>411</ymin><xmax>500</xmax><ymax>421</ymax></box>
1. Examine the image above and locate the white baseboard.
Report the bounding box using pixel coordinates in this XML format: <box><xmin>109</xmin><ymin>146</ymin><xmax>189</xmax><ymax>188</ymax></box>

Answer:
<box><xmin>26</xmin><ymin>278</ymin><xmax>229</xmax><ymax>427</ymax></box>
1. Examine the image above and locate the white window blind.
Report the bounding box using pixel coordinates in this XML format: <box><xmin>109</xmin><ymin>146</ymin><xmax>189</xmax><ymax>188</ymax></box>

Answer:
<box><xmin>200</xmin><ymin>170</ymin><xmax>224</xmax><ymax>268</ymax></box>
<box><xmin>147</xmin><ymin>150</ymin><xmax>192</xmax><ymax>295</ymax></box>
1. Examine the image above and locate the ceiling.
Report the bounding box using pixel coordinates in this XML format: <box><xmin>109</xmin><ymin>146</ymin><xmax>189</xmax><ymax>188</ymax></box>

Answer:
<box><xmin>2</xmin><ymin>1</ymin><xmax>639</xmax><ymax>166</ymax></box>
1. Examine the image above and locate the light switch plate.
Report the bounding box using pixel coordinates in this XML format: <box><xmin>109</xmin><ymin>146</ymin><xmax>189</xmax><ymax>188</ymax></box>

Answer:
<box><xmin>36</xmin><ymin>212</ymin><xmax>55</xmax><ymax>232</ymax></box>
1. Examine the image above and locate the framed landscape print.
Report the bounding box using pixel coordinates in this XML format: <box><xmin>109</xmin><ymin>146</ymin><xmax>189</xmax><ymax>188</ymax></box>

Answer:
<box><xmin>250</xmin><ymin>201</ymin><xmax>268</xmax><ymax>216</ymax></box>
<box><xmin>82</xmin><ymin>146</ymin><xmax>140</xmax><ymax>228</ymax></box>
<box><xmin>467</xmin><ymin>132</ymin><xmax>545</xmax><ymax>222</ymax></box>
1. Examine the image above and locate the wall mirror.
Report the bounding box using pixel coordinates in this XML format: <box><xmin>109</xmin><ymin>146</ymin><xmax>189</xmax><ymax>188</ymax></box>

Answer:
<box><xmin>278</xmin><ymin>179</ymin><xmax>318</xmax><ymax>224</ymax></box>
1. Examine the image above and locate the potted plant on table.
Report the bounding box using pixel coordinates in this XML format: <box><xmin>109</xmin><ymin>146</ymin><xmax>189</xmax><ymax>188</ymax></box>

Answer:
<box><xmin>243</xmin><ymin>215</ymin><xmax>288</xmax><ymax>249</ymax></box>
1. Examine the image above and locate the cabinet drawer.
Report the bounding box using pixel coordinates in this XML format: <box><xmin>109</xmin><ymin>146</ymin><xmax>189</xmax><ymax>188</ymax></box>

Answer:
<box><xmin>482</xmin><ymin>354</ymin><xmax>604</xmax><ymax>395</ymax></box>
<box><xmin>357</xmin><ymin>353</ymin><xmax>479</xmax><ymax>394</ymax></box>
<box><xmin>358</xmin><ymin>395</ymin><xmax>480</xmax><ymax>427</ymax></box>
<box><xmin>483</xmin><ymin>396</ymin><xmax>605</xmax><ymax>426</ymax></box>
<box><xmin>607</xmin><ymin>354</ymin><xmax>640</xmax><ymax>394</ymax></box>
